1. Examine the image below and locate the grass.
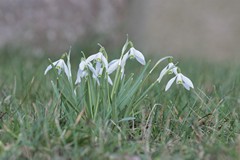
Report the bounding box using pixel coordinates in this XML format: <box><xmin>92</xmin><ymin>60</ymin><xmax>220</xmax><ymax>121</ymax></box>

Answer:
<box><xmin>0</xmin><ymin>46</ymin><xmax>240</xmax><ymax>160</ymax></box>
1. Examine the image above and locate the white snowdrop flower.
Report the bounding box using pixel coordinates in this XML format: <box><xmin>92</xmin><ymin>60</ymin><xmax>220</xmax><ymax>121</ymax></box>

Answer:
<box><xmin>94</xmin><ymin>62</ymin><xmax>114</xmax><ymax>86</ymax></box>
<box><xmin>108</xmin><ymin>59</ymin><xmax>120</xmax><ymax>74</ymax></box>
<box><xmin>165</xmin><ymin>69</ymin><xmax>194</xmax><ymax>91</ymax></box>
<box><xmin>119</xmin><ymin>47</ymin><xmax>146</xmax><ymax>79</ymax></box>
<box><xmin>92</xmin><ymin>73</ymin><xmax>100</xmax><ymax>86</ymax></box>
<box><xmin>86</xmin><ymin>52</ymin><xmax>108</xmax><ymax>69</ymax></box>
<box><xmin>44</xmin><ymin>59</ymin><xmax>70</xmax><ymax>80</ymax></box>
<box><xmin>120</xmin><ymin>53</ymin><xmax>129</xmax><ymax>79</ymax></box>
<box><xmin>107</xmin><ymin>58</ymin><xmax>126</xmax><ymax>79</ymax></box>
<box><xmin>157</xmin><ymin>62</ymin><xmax>177</xmax><ymax>82</ymax></box>
<box><xmin>75</xmin><ymin>59</ymin><xmax>98</xmax><ymax>85</ymax></box>
<box><xmin>128</xmin><ymin>47</ymin><xmax>146</xmax><ymax>65</ymax></box>
<box><xmin>75</xmin><ymin>69</ymin><xmax>88</xmax><ymax>84</ymax></box>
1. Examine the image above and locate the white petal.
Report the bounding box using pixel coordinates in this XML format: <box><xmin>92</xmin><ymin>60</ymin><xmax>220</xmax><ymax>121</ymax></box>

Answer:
<box><xmin>157</xmin><ymin>66</ymin><xmax>168</xmax><ymax>82</ymax></box>
<box><xmin>75</xmin><ymin>69</ymin><xmax>82</xmax><ymax>84</ymax></box>
<box><xmin>56</xmin><ymin>60</ymin><xmax>65</xmax><ymax>75</ymax></box>
<box><xmin>109</xmin><ymin>59</ymin><xmax>119</xmax><ymax>66</ymax></box>
<box><xmin>176</xmin><ymin>74</ymin><xmax>183</xmax><ymax>84</ymax></box>
<box><xmin>101</xmin><ymin>54</ymin><xmax>108</xmax><ymax>68</ymax></box>
<box><xmin>79</xmin><ymin>60</ymin><xmax>87</xmax><ymax>70</ymax></box>
<box><xmin>108</xmin><ymin>76</ymin><xmax>113</xmax><ymax>85</ymax></box>
<box><xmin>44</xmin><ymin>60</ymin><xmax>60</xmax><ymax>75</ymax></box>
<box><xmin>86</xmin><ymin>54</ymin><xmax>97</xmax><ymax>63</ymax></box>
<box><xmin>167</xmin><ymin>63</ymin><xmax>176</xmax><ymax>74</ymax></box>
<box><xmin>96</xmin><ymin>62</ymin><xmax>102</xmax><ymax>75</ymax></box>
<box><xmin>99</xmin><ymin>68</ymin><xmax>103</xmax><ymax>76</ymax></box>
<box><xmin>81</xmin><ymin>70</ymin><xmax>88</xmax><ymax>78</ymax></box>
<box><xmin>121</xmin><ymin>68</ymin><xmax>125</xmax><ymax>79</ymax></box>
<box><xmin>168</xmin><ymin>62</ymin><xmax>175</xmax><ymax>69</ymax></box>
<box><xmin>120</xmin><ymin>53</ymin><xmax>129</xmax><ymax>80</ymax></box>
<box><xmin>88</xmin><ymin>63</ymin><xmax>98</xmax><ymax>77</ymax></box>
<box><xmin>95</xmin><ymin>52</ymin><xmax>102</xmax><ymax>59</ymax></box>
<box><xmin>66</xmin><ymin>53</ymin><xmax>72</xmax><ymax>78</ymax></box>
<box><xmin>172</xmin><ymin>67</ymin><xmax>178</xmax><ymax>75</ymax></box>
<box><xmin>181</xmin><ymin>74</ymin><xmax>194</xmax><ymax>89</ymax></box>
<box><xmin>108</xmin><ymin>59</ymin><xmax>120</xmax><ymax>74</ymax></box>
<box><xmin>121</xmin><ymin>53</ymin><xmax>129</xmax><ymax>68</ymax></box>
<box><xmin>128</xmin><ymin>48</ymin><xmax>134</xmax><ymax>56</ymax></box>
<box><xmin>60</xmin><ymin>61</ymin><xmax>70</xmax><ymax>79</ymax></box>
<box><xmin>57</xmin><ymin>60</ymin><xmax>69</xmax><ymax>77</ymax></box>
<box><xmin>57</xmin><ymin>59</ymin><xmax>64</xmax><ymax>66</ymax></box>
<box><xmin>131</xmin><ymin>48</ymin><xmax>146</xmax><ymax>65</ymax></box>
<box><xmin>165</xmin><ymin>76</ymin><xmax>176</xmax><ymax>91</ymax></box>
<box><xmin>52</xmin><ymin>60</ymin><xmax>61</xmax><ymax>66</ymax></box>
<box><xmin>44</xmin><ymin>65</ymin><xmax>53</xmax><ymax>75</ymax></box>
<box><xmin>183</xmin><ymin>83</ymin><xmax>190</xmax><ymax>90</ymax></box>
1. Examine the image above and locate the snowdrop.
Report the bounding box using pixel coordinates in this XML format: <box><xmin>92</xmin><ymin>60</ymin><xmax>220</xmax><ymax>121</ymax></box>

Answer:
<box><xmin>44</xmin><ymin>59</ymin><xmax>71</xmax><ymax>80</ymax></box>
<box><xmin>104</xmin><ymin>44</ymin><xmax>146</xmax><ymax>80</ymax></box>
<box><xmin>44</xmin><ymin>38</ymin><xmax>195</xmax><ymax>125</ymax></box>
<box><xmin>128</xmin><ymin>47</ymin><xmax>146</xmax><ymax>65</ymax></box>
<box><xmin>107</xmin><ymin>58</ymin><xmax>125</xmax><ymax>79</ymax></box>
<box><xmin>94</xmin><ymin>60</ymin><xmax>114</xmax><ymax>85</ymax></box>
<box><xmin>120</xmin><ymin>53</ymin><xmax>129</xmax><ymax>78</ymax></box>
<box><xmin>85</xmin><ymin>51</ymin><xmax>114</xmax><ymax>85</ymax></box>
<box><xmin>108</xmin><ymin>59</ymin><xmax>120</xmax><ymax>74</ymax></box>
<box><xmin>76</xmin><ymin>53</ymin><xmax>113</xmax><ymax>85</ymax></box>
<box><xmin>165</xmin><ymin>68</ymin><xmax>194</xmax><ymax>91</ymax></box>
<box><xmin>119</xmin><ymin>46</ymin><xmax>146</xmax><ymax>78</ymax></box>
<box><xmin>157</xmin><ymin>62</ymin><xmax>177</xmax><ymax>82</ymax></box>
<box><xmin>92</xmin><ymin>62</ymin><xmax>103</xmax><ymax>85</ymax></box>
<box><xmin>75</xmin><ymin>68</ymin><xmax>88</xmax><ymax>84</ymax></box>
<box><xmin>75</xmin><ymin>59</ymin><xmax>98</xmax><ymax>85</ymax></box>
<box><xmin>86</xmin><ymin>51</ymin><xmax>108</xmax><ymax>69</ymax></box>
<box><xmin>106</xmin><ymin>54</ymin><xmax>133</xmax><ymax>80</ymax></box>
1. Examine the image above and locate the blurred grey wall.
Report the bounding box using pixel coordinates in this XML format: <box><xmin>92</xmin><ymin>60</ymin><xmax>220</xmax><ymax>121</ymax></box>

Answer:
<box><xmin>0</xmin><ymin>0</ymin><xmax>127</xmax><ymax>54</ymax></box>
<box><xmin>128</xmin><ymin>0</ymin><xmax>240</xmax><ymax>59</ymax></box>
<box><xmin>0</xmin><ymin>0</ymin><xmax>240</xmax><ymax>59</ymax></box>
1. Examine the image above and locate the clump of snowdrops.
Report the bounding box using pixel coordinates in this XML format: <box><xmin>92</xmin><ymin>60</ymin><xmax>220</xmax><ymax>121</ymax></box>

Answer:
<box><xmin>44</xmin><ymin>38</ymin><xmax>194</xmax><ymax>124</ymax></box>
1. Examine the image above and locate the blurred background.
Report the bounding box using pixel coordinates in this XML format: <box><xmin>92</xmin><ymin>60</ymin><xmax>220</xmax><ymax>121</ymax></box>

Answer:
<box><xmin>0</xmin><ymin>0</ymin><xmax>240</xmax><ymax>60</ymax></box>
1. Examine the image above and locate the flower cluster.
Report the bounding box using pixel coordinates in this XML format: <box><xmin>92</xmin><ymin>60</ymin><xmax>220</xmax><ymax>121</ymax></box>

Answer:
<box><xmin>45</xmin><ymin>45</ymin><xmax>146</xmax><ymax>83</ymax></box>
<box><xmin>43</xmin><ymin>38</ymin><xmax>195</xmax><ymax>125</ymax></box>
<box><xmin>44</xmin><ymin>41</ymin><xmax>193</xmax><ymax>91</ymax></box>
<box><xmin>157</xmin><ymin>62</ymin><xmax>194</xmax><ymax>91</ymax></box>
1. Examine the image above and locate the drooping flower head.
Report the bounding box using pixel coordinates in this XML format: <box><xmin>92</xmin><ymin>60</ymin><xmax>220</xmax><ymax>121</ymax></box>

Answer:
<box><xmin>44</xmin><ymin>58</ymin><xmax>71</xmax><ymax>80</ymax></box>
<box><xmin>75</xmin><ymin>58</ymin><xmax>98</xmax><ymax>85</ymax></box>
<box><xmin>165</xmin><ymin>67</ymin><xmax>194</xmax><ymax>91</ymax></box>
<box><xmin>157</xmin><ymin>61</ymin><xmax>177</xmax><ymax>83</ymax></box>
<box><xmin>119</xmin><ymin>42</ymin><xmax>146</xmax><ymax>79</ymax></box>
<box><xmin>108</xmin><ymin>59</ymin><xmax>120</xmax><ymax>74</ymax></box>
<box><xmin>75</xmin><ymin>48</ymin><xmax>112</xmax><ymax>86</ymax></box>
<box><xmin>127</xmin><ymin>41</ymin><xmax>146</xmax><ymax>65</ymax></box>
<box><xmin>86</xmin><ymin>51</ymin><xmax>108</xmax><ymax>69</ymax></box>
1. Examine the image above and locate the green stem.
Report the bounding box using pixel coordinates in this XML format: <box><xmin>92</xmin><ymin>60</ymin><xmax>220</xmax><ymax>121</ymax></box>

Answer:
<box><xmin>110</xmin><ymin>67</ymin><xmax>121</xmax><ymax>100</ymax></box>
<box><xmin>133</xmin><ymin>80</ymin><xmax>158</xmax><ymax>108</ymax></box>
<box><xmin>87</xmin><ymin>78</ymin><xmax>94</xmax><ymax>119</ymax></box>
<box><xmin>93</xmin><ymin>86</ymin><xmax>100</xmax><ymax>121</ymax></box>
<box><xmin>111</xmin><ymin>37</ymin><xmax>129</xmax><ymax>100</ymax></box>
<box><xmin>144</xmin><ymin>56</ymin><xmax>172</xmax><ymax>84</ymax></box>
<box><xmin>130</xmin><ymin>56</ymin><xmax>172</xmax><ymax>107</ymax></box>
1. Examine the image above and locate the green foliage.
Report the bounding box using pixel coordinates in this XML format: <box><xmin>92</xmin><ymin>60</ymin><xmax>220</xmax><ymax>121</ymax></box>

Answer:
<box><xmin>0</xmin><ymin>45</ymin><xmax>240</xmax><ymax>159</ymax></box>
<box><xmin>45</xmin><ymin>39</ymin><xmax>177</xmax><ymax>126</ymax></box>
